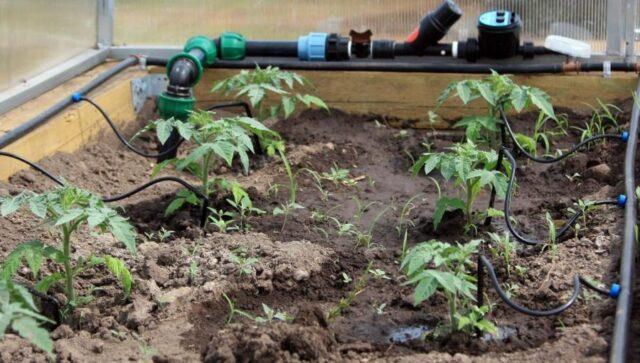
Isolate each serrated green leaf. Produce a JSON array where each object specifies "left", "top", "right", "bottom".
[
  {"left": 156, "top": 119, "right": 175, "bottom": 145},
  {"left": 104, "top": 255, "right": 133, "bottom": 298},
  {"left": 54, "top": 208, "right": 84, "bottom": 226},
  {"left": 12, "top": 317, "right": 53, "bottom": 355},
  {"left": 528, "top": 88, "right": 556, "bottom": 120},
  {"left": 413, "top": 276, "right": 438, "bottom": 305},
  {"left": 108, "top": 216, "right": 137, "bottom": 254}
]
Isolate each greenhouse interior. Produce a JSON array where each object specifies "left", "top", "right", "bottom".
[{"left": 1, "top": 0, "right": 640, "bottom": 362}]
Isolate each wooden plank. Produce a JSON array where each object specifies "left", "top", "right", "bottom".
[
  {"left": 0, "top": 64, "right": 141, "bottom": 181},
  {"left": 192, "top": 69, "right": 639, "bottom": 126}
]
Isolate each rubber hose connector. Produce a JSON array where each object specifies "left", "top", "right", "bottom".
[{"left": 298, "top": 33, "right": 328, "bottom": 61}]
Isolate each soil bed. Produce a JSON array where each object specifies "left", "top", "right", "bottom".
[{"left": 0, "top": 100, "right": 634, "bottom": 362}]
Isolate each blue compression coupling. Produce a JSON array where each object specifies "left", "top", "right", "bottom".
[
  {"left": 609, "top": 283, "right": 621, "bottom": 298},
  {"left": 617, "top": 194, "right": 627, "bottom": 207},
  {"left": 621, "top": 131, "right": 630, "bottom": 142},
  {"left": 71, "top": 92, "right": 82, "bottom": 103},
  {"left": 298, "top": 32, "right": 328, "bottom": 61}
]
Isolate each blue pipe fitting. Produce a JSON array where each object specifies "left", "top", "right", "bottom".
[
  {"left": 298, "top": 32, "right": 328, "bottom": 61},
  {"left": 621, "top": 131, "right": 630, "bottom": 142},
  {"left": 609, "top": 283, "right": 621, "bottom": 298},
  {"left": 617, "top": 194, "right": 627, "bottom": 207},
  {"left": 71, "top": 92, "right": 82, "bottom": 103}
]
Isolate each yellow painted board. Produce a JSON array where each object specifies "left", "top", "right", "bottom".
[
  {"left": 190, "top": 69, "right": 638, "bottom": 125},
  {"left": 0, "top": 63, "right": 141, "bottom": 181}
]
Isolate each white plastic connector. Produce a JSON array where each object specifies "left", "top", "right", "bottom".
[
  {"left": 452, "top": 41, "right": 459, "bottom": 58},
  {"left": 544, "top": 35, "right": 592, "bottom": 59}
]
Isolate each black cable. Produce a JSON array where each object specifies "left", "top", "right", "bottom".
[
  {"left": 501, "top": 147, "right": 618, "bottom": 245},
  {"left": 478, "top": 255, "right": 580, "bottom": 316},
  {"left": 499, "top": 108, "right": 621, "bottom": 164},
  {"left": 79, "top": 97, "right": 184, "bottom": 158}
]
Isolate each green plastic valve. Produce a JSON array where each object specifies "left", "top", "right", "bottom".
[{"left": 220, "top": 32, "right": 246, "bottom": 60}]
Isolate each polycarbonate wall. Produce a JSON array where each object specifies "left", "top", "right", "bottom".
[
  {"left": 0, "top": 0, "right": 97, "bottom": 92},
  {"left": 114, "top": 0, "right": 610, "bottom": 53}
]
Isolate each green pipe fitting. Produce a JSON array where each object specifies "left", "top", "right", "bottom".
[
  {"left": 165, "top": 52, "right": 204, "bottom": 85},
  {"left": 184, "top": 35, "right": 218, "bottom": 66},
  {"left": 157, "top": 93, "right": 195, "bottom": 120},
  {"left": 220, "top": 32, "right": 246, "bottom": 60}
]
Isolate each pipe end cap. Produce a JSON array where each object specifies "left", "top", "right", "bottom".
[
  {"left": 71, "top": 93, "right": 82, "bottom": 103},
  {"left": 617, "top": 194, "right": 627, "bottom": 207},
  {"left": 621, "top": 131, "right": 630, "bottom": 142},
  {"left": 609, "top": 283, "right": 621, "bottom": 298}
]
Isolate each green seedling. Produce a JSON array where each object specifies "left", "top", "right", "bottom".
[
  {"left": 437, "top": 71, "right": 556, "bottom": 146},
  {"left": 327, "top": 263, "right": 372, "bottom": 321},
  {"left": 208, "top": 208, "right": 238, "bottom": 233},
  {"left": 412, "top": 141, "right": 509, "bottom": 234},
  {"left": 401, "top": 239, "right": 495, "bottom": 336},
  {"left": 222, "top": 293, "right": 292, "bottom": 324},
  {"left": 226, "top": 183, "right": 265, "bottom": 232},
  {"left": 181, "top": 243, "right": 201, "bottom": 283},
  {"left": 273, "top": 202, "right": 305, "bottom": 232},
  {"left": 374, "top": 302, "right": 387, "bottom": 315},
  {"left": 0, "top": 185, "right": 136, "bottom": 308},
  {"left": 144, "top": 227, "right": 174, "bottom": 243},
  {"left": 487, "top": 232, "right": 517, "bottom": 278},
  {"left": 214, "top": 66, "right": 328, "bottom": 206},
  {"left": 322, "top": 164, "right": 359, "bottom": 187},
  {"left": 147, "top": 111, "right": 278, "bottom": 217},
  {"left": 0, "top": 280, "right": 54, "bottom": 357},
  {"left": 228, "top": 249, "right": 259, "bottom": 276},
  {"left": 567, "top": 199, "right": 597, "bottom": 230}
]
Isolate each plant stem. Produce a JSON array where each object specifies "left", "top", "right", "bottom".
[
  {"left": 62, "top": 225, "right": 75, "bottom": 304},
  {"left": 447, "top": 291, "right": 457, "bottom": 330},
  {"left": 278, "top": 148, "right": 296, "bottom": 204}
]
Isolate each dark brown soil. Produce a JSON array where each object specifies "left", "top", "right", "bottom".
[{"left": 0, "top": 99, "right": 634, "bottom": 362}]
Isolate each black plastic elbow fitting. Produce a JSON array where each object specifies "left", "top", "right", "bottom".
[{"left": 406, "top": 0, "right": 462, "bottom": 52}]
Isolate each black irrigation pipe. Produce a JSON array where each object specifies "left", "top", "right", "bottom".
[
  {"left": 0, "top": 56, "right": 168, "bottom": 150},
  {"left": 78, "top": 97, "right": 184, "bottom": 158},
  {"left": 501, "top": 146, "right": 620, "bottom": 246},
  {"left": 476, "top": 255, "right": 618, "bottom": 317},
  {"left": 78, "top": 97, "right": 255, "bottom": 160},
  {"left": 102, "top": 176, "right": 210, "bottom": 228},
  {"left": 206, "top": 100, "right": 253, "bottom": 117},
  {"left": 610, "top": 79, "right": 640, "bottom": 363},
  {"left": 211, "top": 59, "right": 640, "bottom": 75},
  {"left": 498, "top": 108, "right": 626, "bottom": 164},
  {"left": 0, "top": 151, "right": 209, "bottom": 227}
]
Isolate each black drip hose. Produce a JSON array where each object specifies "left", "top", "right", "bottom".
[
  {"left": 0, "top": 151, "right": 64, "bottom": 186},
  {"left": 501, "top": 147, "right": 618, "bottom": 245},
  {"left": 477, "top": 255, "right": 581, "bottom": 316},
  {"left": 0, "top": 57, "right": 140, "bottom": 149},
  {"left": 79, "top": 97, "right": 184, "bottom": 158},
  {"left": 102, "top": 176, "right": 209, "bottom": 228},
  {"left": 0, "top": 152, "right": 208, "bottom": 227},
  {"left": 207, "top": 101, "right": 253, "bottom": 117},
  {"left": 499, "top": 108, "right": 620, "bottom": 164},
  {"left": 610, "top": 79, "right": 640, "bottom": 363}
]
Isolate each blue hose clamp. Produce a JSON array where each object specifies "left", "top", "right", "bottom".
[
  {"left": 609, "top": 283, "right": 621, "bottom": 298},
  {"left": 71, "top": 92, "right": 82, "bottom": 103},
  {"left": 621, "top": 131, "right": 630, "bottom": 142},
  {"left": 617, "top": 194, "right": 627, "bottom": 207},
  {"left": 298, "top": 32, "right": 328, "bottom": 61}
]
